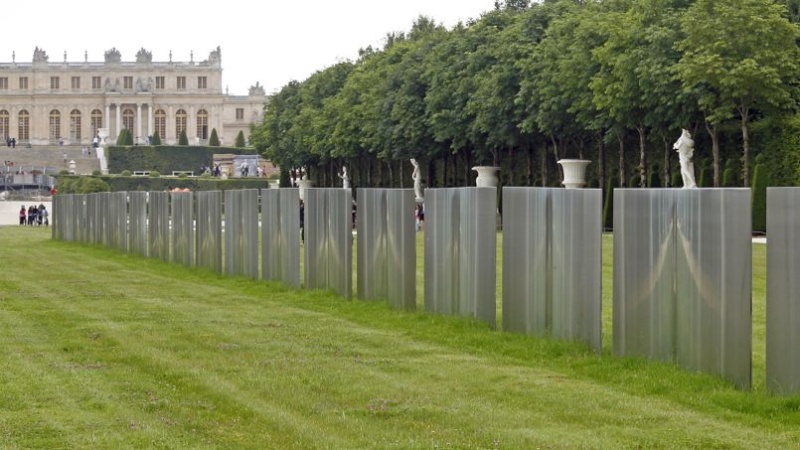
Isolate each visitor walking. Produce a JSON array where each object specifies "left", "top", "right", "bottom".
[{"left": 18, "top": 205, "right": 25, "bottom": 225}]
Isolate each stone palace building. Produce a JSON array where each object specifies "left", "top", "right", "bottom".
[{"left": 0, "top": 46, "right": 265, "bottom": 146}]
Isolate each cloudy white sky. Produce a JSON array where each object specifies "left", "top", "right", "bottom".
[{"left": 6, "top": 0, "right": 492, "bottom": 96}]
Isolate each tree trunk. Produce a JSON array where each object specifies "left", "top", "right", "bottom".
[
  {"left": 637, "top": 126, "right": 647, "bottom": 188},
  {"left": 597, "top": 133, "right": 606, "bottom": 193},
  {"left": 705, "top": 120, "right": 720, "bottom": 187},
  {"left": 526, "top": 143, "right": 533, "bottom": 186},
  {"left": 741, "top": 106, "right": 751, "bottom": 187},
  {"left": 442, "top": 153, "right": 449, "bottom": 188},
  {"left": 386, "top": 159, "right": 394, "bottom": 188},
  {"left": 540, "top": 145, "right": 547, "bottom": 187},
  {"left": 508, "top": 146, "right": 515, "bottom": 186}
]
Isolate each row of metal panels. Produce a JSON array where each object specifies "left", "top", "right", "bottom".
[{"left": 55, "top": 186, "right": 800, "bottom": 393}]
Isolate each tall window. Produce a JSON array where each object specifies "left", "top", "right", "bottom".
[
  {"left": 0, "top": 78, "right": 8, "bottom": 90},
  {"left": 175, "top": 109, "right": 187, "bottom": 139},
  {"left": 197, "top": 76, "right": 207, "bottom": 89},
  {"left": 49, "top": 110, "right": 61, "bottom": 142},
  {"left": 0, "top": 110, "right": 9, "bottom": 140},
  {"left": 122, "top": 108, "right": 135, "bottom": 132},
  {"left": 90, "top": 109, "right": 103, "bottom": 137},
  {"left": 156, "top": 76, "right": 165, "bottom": 90},
  {"left": 124, "top": 76, "right": 133, "bottom": 90},
  {"left": 18, "top": 77, "right": 28, "bottom": 90},
  {"left": 18, "top": 110, "right": 29, "bottom": 141},
  {"left": 71, "top": 76, "right": 80, "bottom": 89},
  {"left": 92, "top": 76, "right": 101, "bottom": 89},
  {"left": 70, "top": 109, "right": 82, "bottom": 141},
  {"left": 177, "top": 76, "right": 186, "bottom": 90},
  {"left": 236, "top": 108, "right": 244, "bottom": 120},
  {"left": 196, "top": 109, "right": 208, "bottom": 139},
  {"left": 50, "top": 77, "right": 60, "bottom": 90},
  {"left": 154, "top": 109, "right": 166, "bottom": 140}
]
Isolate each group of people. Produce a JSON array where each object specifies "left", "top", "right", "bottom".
[
  {"left": 19, "top": 204, "right": 49, "bottom": 226},
  {"left": 5, "top": 137, "right": 17, "bottom": 148}
]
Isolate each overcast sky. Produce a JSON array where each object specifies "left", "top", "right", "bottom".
[{"left": 6, "top": 0, "right": 492, "bottom": 96}]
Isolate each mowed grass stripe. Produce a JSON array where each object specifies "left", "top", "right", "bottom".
[{"left": 0, "top": 226, "right": 796, "bottom": 448}]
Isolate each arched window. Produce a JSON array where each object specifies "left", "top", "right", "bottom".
[
  {"left": 122, "top": 108, "right": 135, "bottom": 132},
  {"left": 0, "top": 110, "right": 9, "bottom": 141},
  {"left": 49, "top": 110, "right": 61, "bottom": 142},
  {"left": 70, "top": 109, "right": 82, "bottom": 141},
  {"left": 175, "top": 109, "right": 187, "bottom": 140},
  {"left": 154, "top": 109, "right": 166, "bottom": 140},
  {"left": 17, "top": 110, "right": 29, "bottom": 141},
  {"left": 196, "top": 109, "right": 208, "bottom": 140},
  {"left": 90, "top": 109, "right": 103, "bottom": 138}
]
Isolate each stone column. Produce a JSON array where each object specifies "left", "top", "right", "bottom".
[
  {"left": 136, "top": 103, "right": 142, "bottom": 142},
  {"left": 105, "top": 104, "right": 111, "bottom": 137},
  {"left": 148, "top": 104, "right": 153, "bottom": 139},
  {"left": 168, "top": 105, "right": 174, "bottom": 143},
  {"left": 115, "top": 104, "right": 121, "bottom": 141}
]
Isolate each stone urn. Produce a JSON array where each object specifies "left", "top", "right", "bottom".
[
  {"left": 297, "top": 179, "right": 314, "bottom": 201},
  {"left": 268, "top": 180, "right": 280, "bottom": 189},
  {"left": 472, "top": 166, "right": 501, "bottom": 187},
  {"left": 557, "top": 159, "right": 591, "bottom": 189}
]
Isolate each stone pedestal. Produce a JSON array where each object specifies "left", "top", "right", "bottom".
[
  {"left": 298, "top": 179, "right": 314, "bottom": 201},
  {"left": 557, "top": 159, "right": 591, "bottom": 188},
  {"left": 472, "top": 166, "right": 500, "bottom": 187}
]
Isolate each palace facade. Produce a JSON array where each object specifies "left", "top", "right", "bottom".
[{"left": 0, "top": 47, "right": 265, "bottom": 146}]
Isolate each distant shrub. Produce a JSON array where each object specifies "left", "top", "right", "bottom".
[
  {"left": 235, "top": 130, "right": 246, "bottom": 148},
  {"left": 178, "top": 130, "right": 189, "bottom": 146},
  {"left": 150, "top": 131, "right": 162, "bottom": 146},
  {"left": 120, "top": 170, "right": 132, "bottom": 177},
  {"left": 209, "top": 129, "right": 220, "bottom": 147},
  {"left": 92, "top": 170, "right": 102, "bottom": 176},
  {"left": 149, "top": 171, "right": 161, "bottom": 178}
]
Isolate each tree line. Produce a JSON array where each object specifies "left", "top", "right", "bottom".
[{"left": 251, "top": 0, "right": 800, "bottom": 192}]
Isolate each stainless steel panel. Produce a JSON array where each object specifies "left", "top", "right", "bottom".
[
  {"left": 614, "top": 188, "right": 751, "bottom": 389},
  {"left": 304, "top": 188, "right": 352, "bottom": 298},
  {"left": 502, "top": 188, "right": 602, "bottom": 351},
  {"left": 107, "top": 192, "right": 127, "bottom": 252},
  {"left": 261, "top": 188, "right": 300, "bottom": 287},
  {"left": 356, "top": 189, "right": 416, "bottom": 310},
  {"left": 148, "top": 191, "right": 170, "bottom": 262},
  {"left": 766, "top": 188, "right": 800, "bottom": 394},
  {"left": 128, "top": 192, "right": 148, "bottom": 257},
  {"left": 86, "top": 193, "right": 99, "bottom": 245},
  {"left": 425, "top": 188, "right": 496, "bottom": 327},
  {"left": 385, "top": 189, "right": 416, "bottom": 310},
  {"left": 196, "top": 191, "right": 222, "bottom": 274},
  {"left": 171, "top": 192, "right": 195, "bottom": 267},
  {"left": 51, "top": 194, "right": 62, "bottom": 240},
  {"left": 224, "top": 189, "right": 260, "bottom": 279}
]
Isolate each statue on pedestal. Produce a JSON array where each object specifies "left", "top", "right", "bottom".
[
  {"left": 339, "top": 166, "right": 350, "bottom": 189},
  {"left": 411, "top": 159, "right": 423, "bottom": 202},
  {"left": 673, "top": 129, "right": 697, "bottom": 188}
]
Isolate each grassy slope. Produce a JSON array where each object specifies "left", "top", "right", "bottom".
[{"left": 0, "top": 227, "right": 796, "bottom": 449}]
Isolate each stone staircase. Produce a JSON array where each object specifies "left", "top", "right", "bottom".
[{"left": 0, "top": 145, "right": 101, "bottom": 175}]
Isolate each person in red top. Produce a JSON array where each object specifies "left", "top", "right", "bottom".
[{"left": 19, "top": 205, "right": 26, "bottom": 225}]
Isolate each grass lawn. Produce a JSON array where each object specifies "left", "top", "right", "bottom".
[{"left": 0, "top": 226, "right": 795, "bottom": 448}]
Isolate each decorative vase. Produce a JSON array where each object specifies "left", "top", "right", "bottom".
[
  {"left": 297, "top": 179, "right": 314, "bottom": 201},
  {"left": 268, "top": 180, "right": 280, "bottom": 189},
  {"left": 557, "top": 159, "right": 591, "bottom": 189},
  {"left": 472, "top": 166, "right": 501, "bottom": 187}
]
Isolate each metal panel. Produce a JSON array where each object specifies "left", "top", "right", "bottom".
[
  {"left": 766, "top": 188, "right": 800, "bottom": 394},
  {"left": 502, "top": 188, "right": 602, "bottom": 351},
  {"left": 196, "top": 191, "right": 222, "bottom": 274},
  {"left": 613, "top": 188, "right": 751, "bottom": 389},
  {"left": 78, "top": 194, "right": 89, "bottom": 244},
  {"left": 128, "top": 192, "right": 148, "bottom": 257},
  {"left": 107, "top": 192, "right": 128, "bottom": 252},
  {"left": 51, "top": 194, "right": 62, "bottom": 240},
  {"left": 425, "top": 188, "right": 496, "bottom": 327},
  {"left": 261, "top": 188, "right": 300, "bottom": 287},
  {"left": 86, "top": 193, "right": 99, "bottom": 245},
  {"left": 171, "top": 192, "right": 195, "bottom": 267},
  {"left": 356, "top": 189, "right": 416, "bottom": 310},
  {"left": 224, "top": 189, "right": 259, "bottom": 278},
  {"left": 304, "top": 188, "right": 352, "bottom": 298},
  {"left": 148, "top": 191, "right": 170, "bottom": 262}
]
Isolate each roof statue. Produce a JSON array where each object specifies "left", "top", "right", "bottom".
[
  {"left": 208, "top": 46, "right": 221, "bottom": 65},
  {"left": 104, "top": 48, "right": 121, "bottom": 63},
  {"left": 32, "top": 47, "right": 48, "bottom": 63},
  {"left": 249, "top": 82, "right": 265, "bottom": 97},
  {"left": 135, "top": 48, "right": 152, "bottom": 63}
]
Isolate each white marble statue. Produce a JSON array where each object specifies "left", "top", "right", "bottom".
[
  {"left": 410, "top": 159, "right": 423, "bottom": 201},
  {"left": 673, "top": 129, "right": 697, "bottom": 188},
  {"left": 339, "top": 166, "right": 350, "bottom": 189}
]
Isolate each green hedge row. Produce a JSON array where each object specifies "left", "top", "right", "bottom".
[
  {"left": 107, "top": 145, "right": 258, "bottom": 174},
  {"left": 56, "top": 175, "right": 269, "bottom": 193}
]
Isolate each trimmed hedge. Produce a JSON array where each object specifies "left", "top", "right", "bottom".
[
  {"left": 56, "top": 175, "right": 269, "bottom": 193},
  {"left": 107, "top": 145, "right": 257, "bottom": 174}
]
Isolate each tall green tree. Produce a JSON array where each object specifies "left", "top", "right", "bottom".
[
  {"left": 208, "top": 128, "right": 220, "bottom": 146},
  {"left": 178, "top": 130, "right": 189, "bottom": 146},
  {"left": 234, "top": 130, "right": 246, "bottom": 148},
  {"left": 678, "top": 0, "right": 800, "bottom": 186}
]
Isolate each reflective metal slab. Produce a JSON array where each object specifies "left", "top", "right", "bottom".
[
  {"left": 171, "top": 192, "right": 195, "bottom": 267},
  {"left": 224, "top": 189, "right": 259, "bottom": 278},
  {"left": 128, "top": 192, "right": 149, "bottom": 257},
  {"left": 196, "top": 191, "right": 223, "bottom": 274},
  {"left": 148, "top": 191, "right": 170, "bottom": 262},
  {"left": 305, "top": 188, "right": 352, "bottom": 298},
  {"left": 261, "top": 188, "right": 301, "bottom": 287}
]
